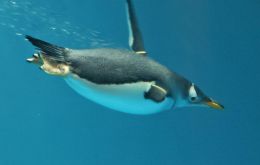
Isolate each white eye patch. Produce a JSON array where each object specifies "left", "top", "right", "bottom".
[{"left": 189, "top": 83, "right": 197, "bottom": 98}]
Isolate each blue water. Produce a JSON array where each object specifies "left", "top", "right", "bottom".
[{"left": 0, "top": 0, "right": 259, "bottom": 164}]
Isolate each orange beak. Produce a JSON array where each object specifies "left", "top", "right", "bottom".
[{"left": 205, "top": 100, "right": 224, "bottom": 110}]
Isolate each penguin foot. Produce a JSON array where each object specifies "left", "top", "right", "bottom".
[{"left": 27, "top": 52, "right": 70, "bottom": 76}]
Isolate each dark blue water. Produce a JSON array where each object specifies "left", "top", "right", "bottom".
[{"left": 0, "top": 0, "right": 259, "bottom": 164}]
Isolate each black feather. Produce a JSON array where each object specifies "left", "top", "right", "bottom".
[{"left": 25, "top": 35, "right": 68, "bottom": 62}]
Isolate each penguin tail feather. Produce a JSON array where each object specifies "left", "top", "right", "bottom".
[{"left": 25, "top": 35, "right": 68, "bottom": 62}]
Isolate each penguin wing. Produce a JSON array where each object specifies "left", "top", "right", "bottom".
[
  {"left": 126, "top": 0, "right": 147, "bottom": 56},
  {"left": 144, "top": 84, "right": 167, "bottom": 102}
]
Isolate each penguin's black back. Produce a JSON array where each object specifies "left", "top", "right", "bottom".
[{"left": 68, "top": 48, "right": 173, "bottom": 87}]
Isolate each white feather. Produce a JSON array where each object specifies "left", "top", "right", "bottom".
[
  {"left": 64, "top": 74, "right": 174, "bottom": 115},
  {"left": 189, "top": 83, "right": 197, "bottom": 98},
  {"left": 126, "top": 3, "right": 134, "bottom": 49}
]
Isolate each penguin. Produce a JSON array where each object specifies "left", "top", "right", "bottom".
[{"left": 25, "top": 0, "right": 223, "bottom": 115}]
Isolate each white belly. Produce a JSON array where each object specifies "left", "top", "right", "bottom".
[{"left": 64, "top": 74, "right": 174, "bottom": 115}]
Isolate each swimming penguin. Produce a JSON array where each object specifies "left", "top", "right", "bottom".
[{"left": 25, "top": 0, "right": 223, "bottom": 115}]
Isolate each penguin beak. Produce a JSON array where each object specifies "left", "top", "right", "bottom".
[{"left": 205, "top": 99, "right": 224, "bottom": 110}]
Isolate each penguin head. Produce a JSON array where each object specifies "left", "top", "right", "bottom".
[{"left": 181, "top": 83, "right": 224, "bottom": 110}]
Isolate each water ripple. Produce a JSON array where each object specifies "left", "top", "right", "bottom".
[{"left": 0, "top": 0, "right": 113, "bottom": 48}]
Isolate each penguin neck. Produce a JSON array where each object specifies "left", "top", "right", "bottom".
[{"left": 169, "top": 72, "right": 191, "bottom": 108}]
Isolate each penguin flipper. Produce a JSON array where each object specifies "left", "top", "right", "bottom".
[
  {"left": 144, "top": 84, "right": 167, "bottom": 102},
  {"left": 25, "top": 35, "right": 69, "bottom": 62},
  {"left": 126, "top": 0, "right": 147, "bottom": 56}
]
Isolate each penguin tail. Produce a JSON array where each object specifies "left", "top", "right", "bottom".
[{"left": 25, "top": 35, "right": 69, "bottom": 62}]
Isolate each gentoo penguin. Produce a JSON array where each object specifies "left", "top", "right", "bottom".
[{"left": 25, "top": 0, "right": 223, "bottom": 115}]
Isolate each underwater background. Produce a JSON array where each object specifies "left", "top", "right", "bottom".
[{"left": 0, "top": 0, "right": 259, "bottom": 164}]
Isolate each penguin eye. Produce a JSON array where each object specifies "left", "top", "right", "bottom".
[
  {"left": 189, "top": 83, "right": 198, "bottom": 102},
  {"left": 190, "top": 96, "right": 196, "bottom": 102}
]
